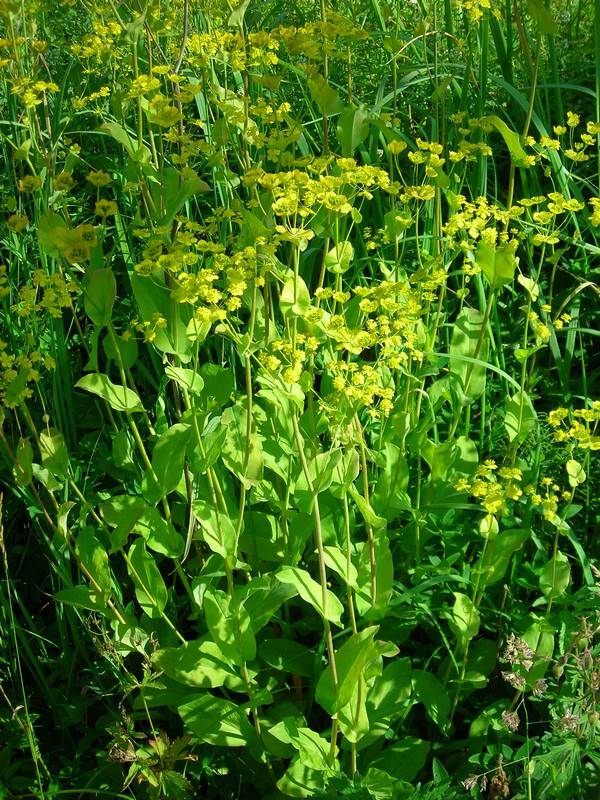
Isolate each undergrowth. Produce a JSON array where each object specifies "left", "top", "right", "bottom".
[{"left": 0, "top": 0, "right": 599, "bottom": 798}]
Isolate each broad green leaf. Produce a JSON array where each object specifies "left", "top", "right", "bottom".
[
  {"left": 75, "top": 373, "right": 143, "bottom": 413},
  {"left": 101, "top": 495, "right": 180, "bottom": 554},
  {"left": 448, "top": 592, "right": 480, "bottom": 650},
  {"left": 76, "top": 526, "right": 112, "bottom": 599},
  {"left": 307, "top": 74, "right": 344, "bottom": 116},
  {"left": 481, "top": 115, "right": 532, "bottom": 167},
  {"left": 227, "top": 0, "right": 251, "bottom": 28},
  {"left": 237, "top": 575, "right": 297, "bottom": 633},
  {"left": 355, "top": 531, "right": 394, "bottom": 619},
  {"left": 280, "top": 274, "right": 311, "bottom": 318},
  {"left": 527, "top": 0, "right": 558, "bottom": 35},
  {"left": 103, "top": 331, "right": 138, "bottom": 370},
  {"left": 192, "top": 499, "right": 237, "bottom": 558},
  {"left": 83, "top": 269, "right": 116, "bottom": 327},
  {"left": 129, "top": 271, "right": 190, "bottom": 360},
  {"left": 277, "top": 756, "right": 332, "bottom": 797},
  {"left": 476, "top": 237, "right": 519, "bottom": 291},
  {"left": 221, "top": 401, "right": 264, "bottom": 487},
  {"left": 452, "top": 436, "right": 479, "bottom": 477},
  {"left": 412, "top": 670, "right": 450, "bottom": 730},
  {"left": 54, "top": 586, "right": 106, "bottom": 612},
  {"left": 165, "top": 366, "right": 205, "bottom": 396},
  {"left": 316, "top": 626, "right": 379, "bottom": 715},
  {"left": 199, "top": 364, "right": 234, "bottom": 408},
  {"left": 100, "top": 120, "right": 143, "bottom": 157},
  {"left": 142, "top": 423, "right": 191, "bottom": 504},
  {"left": 39, "top": 428, "right": 69, "bottom": 477},
  {"left": 203, "top": 587, "right": 256, "bottom": 665},
  {"left": 371, "top": 442, "right": 410, "bottom": 521},
  {"left": 337, "top": 673, "right": 370, "bottom": 743},
  {"left": 276, "top": 566, "right": 344, "bottom": 626},
  {"left": 37, "top": 210, "right": 71, "bottom": 257},
  {"left": 152, "top": 639, "right": 246, "bottom": 690},
  {"left": 475, "top": 528, "right": 530, "bottom": 588},
  {"left": 349, "top": 483, "right": 387, "bottom": 531},
  {"left": 337, "top": 104, "right": 370, "bottom": 157},
  {"left": 15, "top": 438, "right": 33, "bottom": 486},
  {"left": 504, "top": 390, "right": 537, "bottom": 444},
  {"left": 566, "top": 459, "right": 585, "bottom": 488},
  {"left": 367, "top": 658, "right": 413, "bottom": 739},
  {"left": 448, "top": 307, "right": 488, "bottom": 405},
  {"left": 325, "top": 241, "right": 354, "bottom": 274},
  {"left": 269, "top": 719, "right": 333, "bottom": 771},
  {"left": 540, "top": 550, "right": 571, "bottom": 600},
  {"left": 322, "top": 546, "right": 358, "bottom": 588},
  {"left": 126, "top": 538, "right": 168, "bottom": 619},
  {"left": 151, "top": 167, "right": 210, "bottom": 228},
  {"left": 258, "top": 639, "right": 314, "bottom": 677},
  {"left": 370, "top": 738, "right": 429, "bottom": 782},
  {"left": 178, "top": 694, "right": 253, "bottom": 747}
]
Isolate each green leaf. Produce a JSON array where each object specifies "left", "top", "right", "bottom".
[
  {"left": 83, "top": 269, "right": 116, "bottom": 327},
  {"left": 39, "top": 428, "right": 69, "bottom": 477},
  {"left": 221, "top": 401, "right": 264, "bottom": 487},
  {"left": 276, "top": 566, "right": 344, "bottom": 626},
  {"left": 269, "top": 719, "right": 333, "bottom": 771},
  {"left": 355, "top": 531, "right": 394, "bottom": 620},
  {"left": 527, "top": 0, "right": 558, "bottom": 35},
  {"left": 203, "top": 587, "right": 256, "bottom": 665},
  {"left": 448, "top": 592, "right": 480, "bottom": 650},
  {"left": 336, "top": 104, "right": 370, "bottom": 156},
  {"left": 37, "top": 210, "right": 70, "bottom": 258},
  {"left": 199, "top": 364, "right": 234, "bottom": 408},
  {"left": 76, "top": 526, "right": 112, "bottom": 599},
  {"left": 371, "top": 442, "right": 410, "bottom": 521},
  {"left": 164, "top": 366, "right": 205, "bottom": 395},
  {"left": 237, "top": 575, "right": 297, "bottom": 633},
  {"left": 129, "top": 270, "right": 190, "bottom": 360},
  {"left": 192, "top": 499, "right": 237, "bottom": 558},
  {"left": 481, "top": 115, "right": 532, "bottom": 167},
  {"left": 103, "top": 331, "right": 138, "bottom": 370},
  {"left": 448, "top": 307, "right": 488, "bottom": 405},
  {"left": 280, "top": 274, "right": 311, "bottom": 318},
  {"left": 142, "top": 423, "right": 191, "bottom": 504},
  {"left": 566, "top": 459, "right": 586, "bottom": 488},
  {"left": 370, "top": 738, "right": 429, "bottom": 782},
  {"left": 127, "top": 538, "right": 168, "bottom": 619},
  {"left": 322, "top": 546, "right": 358, "bottom": 588},
  {"left": 504, "top": 390, "right": 537, "bottom": 444},
  {"left": 540, "top": 550, "right": 571, "bottom": 600},
  {"left": 307, "top": 74, "right": 344, "bottom": 116},
  {"left": 54, "top": 586, "right": 106, "bottom": 613},
  {"left": 151, "top": 167, "right": 210, "bottom": 228},
  {"left": 227, "top": 0, "right": 251, "bottom": 27},
  {"left": 325, "top": 241, "right": 354, "bottom": 275},
  {"left": 15, "top": 438, "right": 33, "bottom": 486},
  {"left": 475, "top": 528, "right": 530, "bottom": 588},
  {"left": 153, "top": 639, "right": 247, "bottom": 690},
  {"left": 75, "top": 373, "right": 143, "bottom": 413},
  {"left": 316, "top": 626, "right": 379, "bottom": 715},
  {"left": 412, "top": 670, "right": 450, "bottom": 730},
  {"left": 178, "top": 694, "right": 253, "bottom": 747},
  {"left": 101, "top": 495, "right": 145, "bottom": 551},
  {"left": 476, "top": 237, "right": 519, "bottom": 291}
]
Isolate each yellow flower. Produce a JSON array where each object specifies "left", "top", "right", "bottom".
[
  {"left": 18, "top": 175, "right": 42, "bottom": 193},
  {"left": 94, "top": 199, "right": 118, "bottom": 218},
  {"left": 7, "top": 213, "right": 29, "bottom": 232},
  {"left": 86, "top": 170, "right": 112, "bottom": 187}
]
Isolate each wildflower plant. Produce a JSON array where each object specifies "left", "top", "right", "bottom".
[{"left": 0, "top": 0, "right": 599, "bottom": 797}]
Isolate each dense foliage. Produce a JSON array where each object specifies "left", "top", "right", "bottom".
[{"left": 0, "top": 0, "right": 599, "bottom": 797}]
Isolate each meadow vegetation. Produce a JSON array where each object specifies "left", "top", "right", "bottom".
[{"left": 0, "top": 0, "right": 599, "bottom": 797}]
